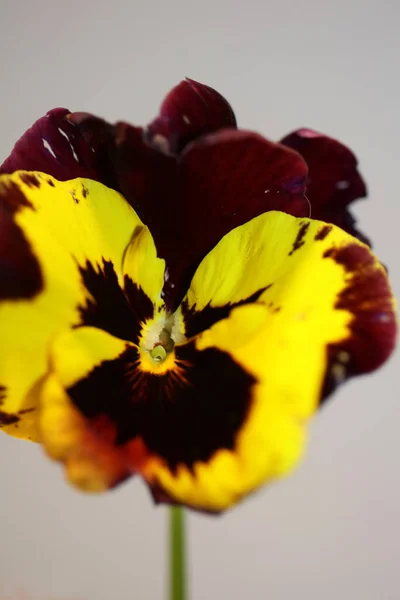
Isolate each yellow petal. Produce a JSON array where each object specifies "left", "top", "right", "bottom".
[
  {"left": 0, "top": 172, "right": 143, "bottom": 440},
  {"left": 122, "top": 224, "right": 165, "bottom": 310},
  {"left": 141, "top": 212, "right": 396, "bottom": 511}
]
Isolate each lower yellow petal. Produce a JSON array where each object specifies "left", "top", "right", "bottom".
[{"left": 37, "top": 327, "right": 131, "bottom": 491}]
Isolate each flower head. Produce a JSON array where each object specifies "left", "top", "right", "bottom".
[{"left": 0, "top": 80, "right": 396, "bottom": 512}]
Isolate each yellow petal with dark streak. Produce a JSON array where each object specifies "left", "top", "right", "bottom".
[
  {"left": 0, "top": 172, "right": 143, "bottom": 440},
  {"left": 142, "top": 212, "right": 396, "bottom": 511}
]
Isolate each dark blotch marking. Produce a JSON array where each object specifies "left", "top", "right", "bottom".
[
  {"left": 77, "top": 259, "right": 154, "bottom": 345},
  {"left": 18, "top": 407, "right": 35, "bottom": 415},
  {"left": 182, "top": 286, "right": 271, "bottom": 338},
  {"left": 81, "top": 185, "right": 89, "bottom": 198},
  {"left": 0, "top": 178, "right": 43, "bottom": 299},
  {"left": 124, "top": 274, "right": 155, "bottom": 329},
  {"left": 266, "top": 301, "right": 281, "bottom": 313},
  {"left": 68, "top": 343, "right": 255, "bottom": 472},
  {"left": 320, "top": 243, "right": 396, "bottom": 403},
  {"left": 0, "top": 203, "right": 43, "bottom": 299},
  {"left": 0, "top": 180, "right": 34, "bottom": 212},
  {"left": 315, "top": 225, "right": 333, "bottom": 241},
  {"left": 19, "top": 173, "right": 40, "bottom": 188},
  {"left": 323, "top": 247, "right": 335, "bottom": 259},
  {"left": 0, "top": 410, "right": 19, "bottom": 426},
  {"left": 47, "top": 179, "right": 55, "bottom": 187},
  {"left": 289, "top": 221, "right": 310, "bottom": 255}
]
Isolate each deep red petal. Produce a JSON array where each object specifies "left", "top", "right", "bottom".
[
  {"left": 0, "top": 109, "right": 179, "bottom": 248},
  {"left": 281, "top": 128, "right": 369, "bottom": 243},
  {"left": 104, "top": 121, "right": 178, "bottom": 233},
  {"left": 0, "top": 109, "right": 116, "bottom": 185},
  {"left": 100, "top": 127, "right": 309, "bottom": 308},
  {"left": 145, "top": 78, "right": 237, "bottom": 156},
  {"left": 158, "top": 130, "right": 309, "bottom": 306}
]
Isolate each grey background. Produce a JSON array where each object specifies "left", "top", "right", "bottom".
[{"left": 0, "top": 1, "right": 399, "bottom": 599}]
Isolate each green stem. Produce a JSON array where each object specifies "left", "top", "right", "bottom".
[{"left": 169, "top": 506, "right": 187, "bottom": 600}]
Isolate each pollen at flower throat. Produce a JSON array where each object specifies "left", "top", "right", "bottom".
[
  {"left": 150, "top": 328, "right": 175, "bottom": 363},
  {"left": 144, "top": 311, "right": 184, "bottom": 366}
]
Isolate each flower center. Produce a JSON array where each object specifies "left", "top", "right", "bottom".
[
  {"left": 149, "top": 326, "right": 175, "bottom": 364},
  {"left": 140, "top": 310, "right": 185, "bottom": 367},
  {"left": 150, "top": 344, "right": 167, "bottom": 362}
]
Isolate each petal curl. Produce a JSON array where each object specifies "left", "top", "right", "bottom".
[
  {"left": 281, "top": 128, "right": 369, "bottom": 243},
  {"left": 145, "top": 78, "right": 237, "bottom": 155},
  {"left": 0, "top": 172, "right": 143, "bottom": 439}
]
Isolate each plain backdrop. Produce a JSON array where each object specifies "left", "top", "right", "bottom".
[{"left": 0, "top": 1, "right": 399, "bottom": 599}]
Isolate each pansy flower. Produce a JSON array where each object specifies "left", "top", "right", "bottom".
[{"left": 0, "top": 79, "right": 396, "bottom": 513}]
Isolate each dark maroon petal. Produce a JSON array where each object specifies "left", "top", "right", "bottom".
[
  {"left": 0, "top": 108, "right": 116, "bottom": 186},
  {"left": 281, "top": 128, "right": 369, "bottom": 243},
  {"left": 105, "top": 121, "right": 178, "bottom": 233},
  {"left": 145, "top": 78, "right": 237, "bottom": 156},
  {"left": 101, "top": 127, "right": 308, "bottom": 308},
  {"left": 154, "top": 130, "right": 308, "bottom": 307},
  {"left": 164, "top": 130, "right": 308, "bottom": 304}
]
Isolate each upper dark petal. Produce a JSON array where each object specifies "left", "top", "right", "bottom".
[
  {"left": 66, "top": 111, "right": 118, "bottom": 185},
  {"left": 100, "top": 127, "right": 308, "bottom": 309},
  {"left": 145, "top": 78, "right": 237, "bottom": 156},
  {"left": 0, "top": 109, "right": 177, "bottom": 241},
  {"left": 159, "top": 129, "right": 309, "bottom": 307},
  {"left": 280, "top": 128, "right": 369, "bottom": 243},
  {"left": 1, "top": 106, "right": 308, "bottom": 310},
  {"left": 103, "top": 121, "right": 179, "bottom": 234},
  {"left": 0, "top": 108, "right": 117, "bottom": 187}
]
